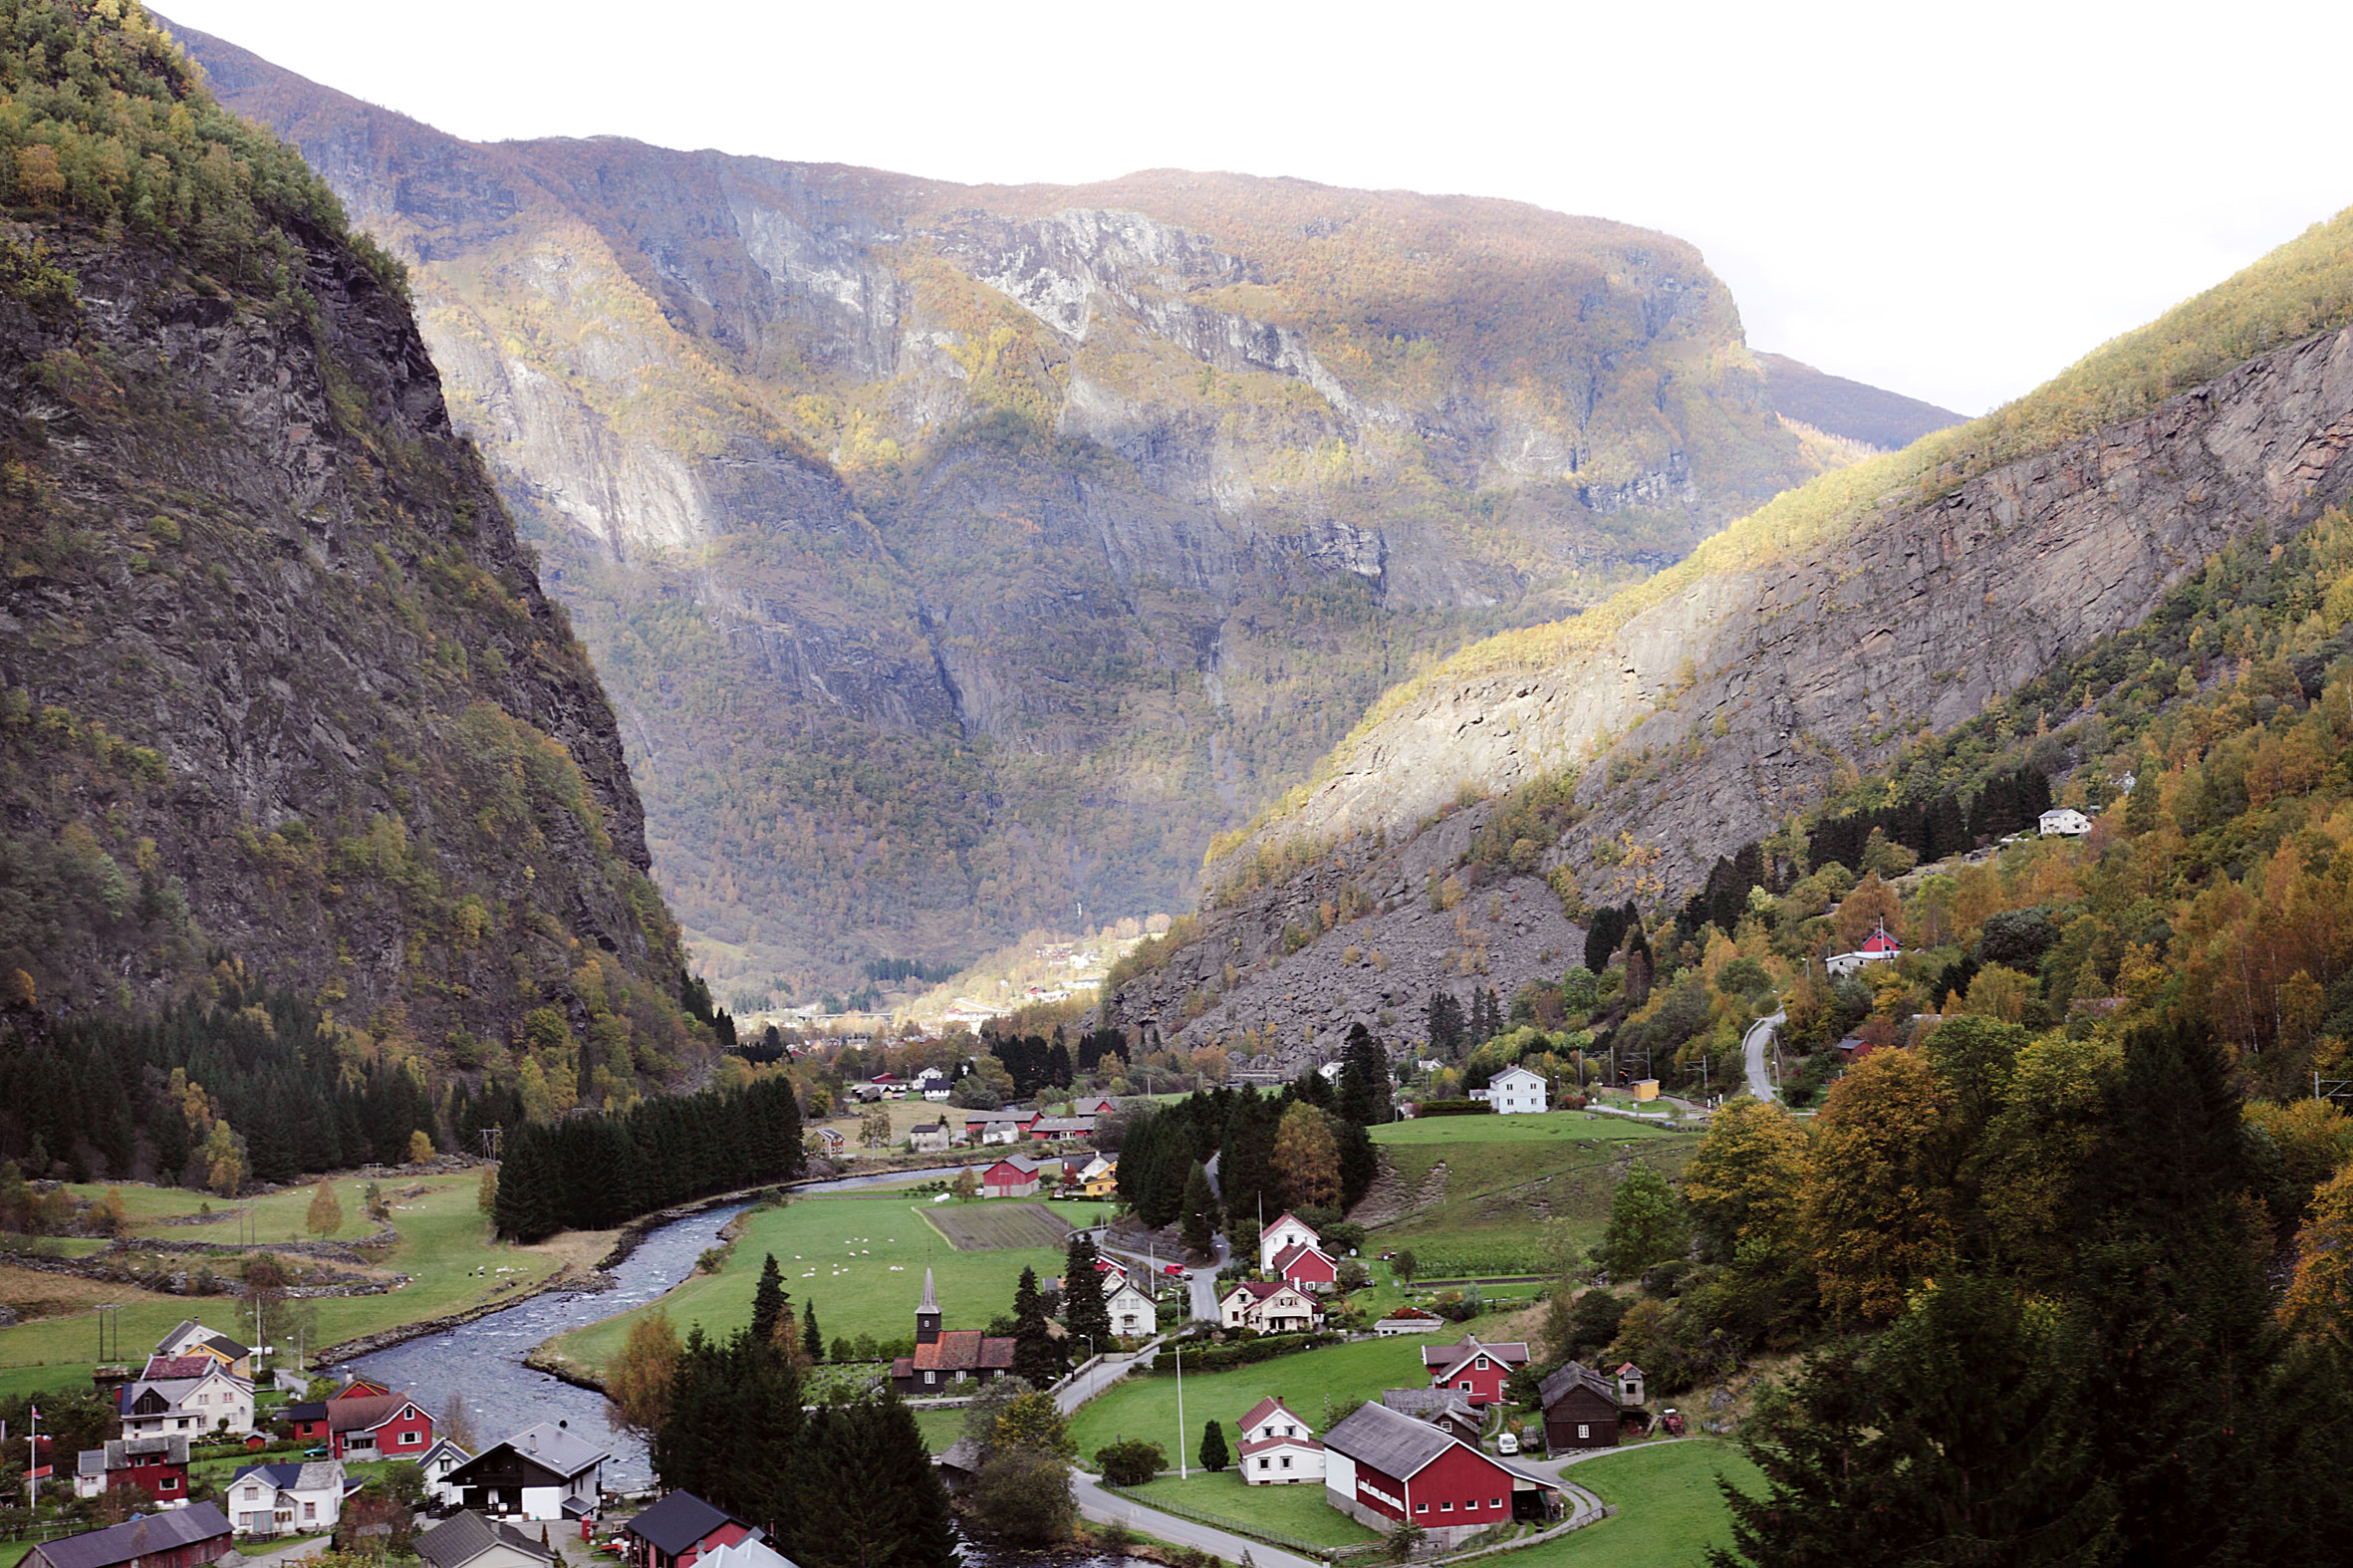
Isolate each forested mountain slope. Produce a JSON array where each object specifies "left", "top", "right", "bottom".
[
  {"left": 174, "top": 21, "right": 1923, "bottom": 999},
  {"left": 1108, "top": 208, "right": 2353, "bottom": 1053},
  {"left": 0, "top": 3, "right": 700, "bottom": 1084},
  {"left": 1753, "top": 351, "right": 1964, "bottom": 449}
]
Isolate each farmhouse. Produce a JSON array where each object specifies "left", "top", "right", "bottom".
[
  {"left": 151, "top": 1324, "right": 251, "bottom": 1382},
  {"left": 2039, "top": 807, "right": 2092, "bottom": 837},
  {"left": 811, "top": 1128, "right": 845, "bottom": 1156},
  {"left": 226, "top": 1459, "right": 347, "bottom": 1538},
  {"left": 1321, "top": 1401, "right": 1560, "bottom": 1548},
  {"left": 1473, "top": 1066, "right": 1547, "bottom": 1115},
  {"left": 1824, "top": 922, "right": 1903, "bottom": 977},
  {"left": 1537, "top": 1363, "right": 1621, "bottom": 1452},
  {"left": 1219, "top": 1279, "right": 1322, "bottom": 1334},
  {"left": 963, "top": 1110, "right": 1036, "bottom": 1145},
  {"left": 415, "top": 1437, "right": 475, "bottom": 1509},
  {"left": 1374, "top": 1305, "right": 1442, "bottom": 1336},
  {"left": 891, "top": 1270, "right": 1016, "bottom": 1393},
  {"left": 1423, "top": 1336, "right": 1529, "bottom": 1407},
  {"left": 1271, "top": 1238, "right": 1340, "bottom": 1292},
  {"left": 908, "top": 1121, "right": 953, "bottom": 1155},
  {"left": 1106, "top": 1277, "right": 1158, "bottom": 1338},
  {"left": 440, "top": 1424, "right": 610, "bottom": 1520},
  {"left": 1378, "top": 1389, "right": 1483, "bottom": 1444},
  {"left": 414, "top": 1512, "right": 559, "bottom": 1568},
  {"left": 1026, "top": 1116, "right": 1097, "bottom": 1142},
  {"left": 120, "top": 1358, "right": 254, "bottom": 1438},
  {"left": 316, "top": 1392, "right": 435, "bottom": 1460},
  {"left": 28, "top": 1502, "right": 232, "bottom": 1568},
  {"left": 915, "top": 1069, "right": 952, "bottom": 1101},
  {"left": 74, "top": 1437, "right": 190, "bottom": 1505},
  {"left": 1259, "top": 1211, "right": 1322, "bottom": 1273},
  {"left": 1235, "top": 1397, "right": 1324, "bottom": 1485},
  {"left": 622, "top": 1490, "right": 756, "bottom": 1568},
  {"left": 980, "top": 1156, "right": 1043, "bottom": 1197}
]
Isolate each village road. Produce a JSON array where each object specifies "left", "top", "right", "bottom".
[
  {"left": 1742, "top": 1011, "right": 1785, "bottom": 1102},
  {"left": 1071, "top": 1472, "right": 1322, "bottom": 1568}
]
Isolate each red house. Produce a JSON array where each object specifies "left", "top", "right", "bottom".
[
  {"left": 1272, "top": 1240, "right": 1340, "bottom": 1293},
  {"left": 1422, "top": 1336, "right": 1529, "bottom": 1407},
  {"left": 286, "top": 1392, "right": 433, "bottom": 1460},
  {"left": 980, "top": 1156, "right": 1042, "bottom": 1198},
  {"left": 1322, "top": 1402, "right": 1558, "bottom": 1547},
  {"left": 622, "top": 1490, "right": 755, "bottom": 1568},
  {"left": 102, "top": 1437, "right": 190, "bottom": 1503}
]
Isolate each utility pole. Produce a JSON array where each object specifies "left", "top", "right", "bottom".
[
  {"left": 1175, "top": 1340, "right": 1186, "bottom": 1479},
  {"left": 25, "top": 1402, "right": 36, "bottom": 1507}
]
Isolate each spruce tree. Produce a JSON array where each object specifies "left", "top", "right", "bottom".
[
  {"left": 792, "top": 1396, "right": 958, "bottom": 1568},
  {"left": 1199, "top": 1419, "right": 1230, "bottom": 1473},
  {"left": 751, "top": 1253, "right": 788, "bottom": 1346},
  {"left": 1010, "top": 1266, "right": 1062, "bottom": 1386},
  {"left": 1337, "top": 1024, "right": 1391, "bottom": 1127},
  {"left": 802, "top": 1298, "right": 824, "bottom": 1364},
  {"left": 1180, "top": 1161, "right": 1218, "bottom": 1255},
  {"left": 1061, "top": 1232, "right": 1112, "bottom": 1352}
]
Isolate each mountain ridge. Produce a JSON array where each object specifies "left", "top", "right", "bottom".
[{"left": 174, "top": 20, "right": 1952, "bottom": 1001}]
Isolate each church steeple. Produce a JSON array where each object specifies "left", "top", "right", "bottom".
[{"left": 915, "top": 1267, "right": 941, "bottom": 1345}]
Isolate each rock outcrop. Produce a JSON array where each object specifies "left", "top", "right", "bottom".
[{"left": 178, "top": 22, "right": 1906, "bottom": 996}]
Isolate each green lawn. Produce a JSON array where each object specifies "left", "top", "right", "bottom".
[
  {"left": 1516, "top": 1441, "right": 1761, "bottom": 1568},
  {"left": 1067, "top": 1321, "right": 1515, "bottom": 1460},
  {"left": 914, "top": 1407, "right": 968, "bottom": 1454},
  {"left": 1118, "top": 1470, "right": 1379, "bottom": 1547},
  {"left": 1369, "top": 1123, "right": 1700, "bottom": 1276},
  {"left": 544, "top": 1194, "right": 1120, "bottom": 1378},
  {"left": 0, "top": 1175, "right": 594, "bottom": 1386},
  {"left": 1371, "top": 1114, "right": 1680, "bottom": 1147}
]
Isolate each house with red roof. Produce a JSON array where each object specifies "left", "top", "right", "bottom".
[
  {"left": 1235, "top": 1397, "right": 1323, "bottom": 1485},
  {"left": 1825, "top": 922, "right": 1903, "bottom": 977},
  {"left": 890, "top": 1270, "right": 1016, "bottom": 1394},
  {"left": 1219, "top": 1279, "right": 1322, "bottom": 1334},
  {"left": 1321, "top": 1401, "right": 1560, "bottom": 1547},
  {"left": 1422, "top": 1336, "right": 1529, "bottom": 1408},
  {"left": 1271, "top": 1239, "right": 1340, "bottom": 1293}
]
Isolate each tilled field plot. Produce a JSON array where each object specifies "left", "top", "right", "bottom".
[{"left": 926, "top": 1202, "right": 1077, "bottom": 1250}]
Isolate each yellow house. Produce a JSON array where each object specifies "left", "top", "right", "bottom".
[
  {"left": 1082, "top": 1163, "right": 1118, "bottom": 1198},
  {"left": 1632, "top": 1079, "right": 1661, "bottom": 1102}
]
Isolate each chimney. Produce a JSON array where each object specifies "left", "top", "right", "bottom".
[{"left": 526, "top": 1432, "right": 537, "bottom": 1453}]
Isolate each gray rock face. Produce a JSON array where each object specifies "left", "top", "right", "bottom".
[{"left": 1254, "top": 323, "right": 2353, "bottom": 908}]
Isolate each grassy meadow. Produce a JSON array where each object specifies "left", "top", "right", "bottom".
[
  {"left": 1117, "top": 1469, "right": 1381, "bottom": 1547},
  {"left": 1513, "top": 1441, "right": 1761, "bottom": 1568},
  {"left": 0, "top": 1174, "right": 604, "bottom": 1392},
  {"left": 543, "top": 1193, "right": 1119, "bottom": 1377}
]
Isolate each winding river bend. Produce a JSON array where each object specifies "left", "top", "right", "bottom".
[{"left": 339, "top": 1168, "right": 968, "bottom": 1488}]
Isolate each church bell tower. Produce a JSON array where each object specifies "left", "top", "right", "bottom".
[{"left": 915, "top": 1267, "right": 941, "bottom": 1345}]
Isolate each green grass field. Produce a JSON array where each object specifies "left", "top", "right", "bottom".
[
  {"left": 914, "top": 1407, "right": 968, "bottom": 1453},
  {"left": 1065, "top": 1320, "right": 1516, "bottom": 1460},
  {"left": 1117, "top": 1470, "right": 1380, "bottom": 1547},
  {"left": 1520, "top": 1441, "right": 1761, "bottom": 1568},
  {"left": 1371, "top": 1114, "right": 1679, "bottom": 1148},
  {"left": 545, "top": 1194, "right": 1119, "bottom": 1378},
  {"left": 0, "top": 1175, "right": 597, "bottom": 1391},
  {"left": 1368, "top": 1118, "right": 1700, "bottom": 1275}
]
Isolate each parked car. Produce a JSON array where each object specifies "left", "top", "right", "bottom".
[
  {"left": 1496, "top": 1433, "right": 1519, "bottom": 1454},
  {"left": 1164, "top": 1262, "right": 1187, "bottom": 1278}
]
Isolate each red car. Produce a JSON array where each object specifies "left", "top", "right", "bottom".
[{"left": 1164, "top": 1262, "right": 1187, "bottom": 1278}]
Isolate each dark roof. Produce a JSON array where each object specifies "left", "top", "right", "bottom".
[
  {"left": 103, "top": 1437, "right": 188, "bottom": 1467},
  {"left": 33, "top": 1503, "right": 231, "bottom": 1568},
  {"left": 200, "top": 1333, "right": 251, "bottom": 1359},
  {"left": 1323, "top": 1401, "right": 1464, "bottom": 1481},
  {"left": 1538, "top": 1363, "right": 1619, "bottom": 1411},
  {"left": 416, "top": 1511, "right": 559, "bottom": 1568},
  {"left": 625, "top": 1491, "right": 747, "bottom": 1556},
  {"left": 286, "top": 1403, "right": 328, "bottom": 1424},
  {"left": 935, "top": 1437, "right": 983, "bottom": 1475},
  {"left": 139, "top": 1356, "right": 214, "bottom": 1382}
]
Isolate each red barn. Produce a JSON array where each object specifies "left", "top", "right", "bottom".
[
  {"left": 1422, "top": 1336, "right": 1529, "bottom": 1408},
  {"left": 980, "top": 1156, "right": 1042, "bottom": 1198},
  {"left": 1321, "top": 1402, "right": 1558, "bottom": 1547},
  {"left": 1272, "top": 1241, "right": 1340, "bottom": 1292}
]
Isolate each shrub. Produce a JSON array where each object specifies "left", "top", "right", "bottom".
[{"left": 1095, "top": 1437, "right": 1165, "bottom": 1486}]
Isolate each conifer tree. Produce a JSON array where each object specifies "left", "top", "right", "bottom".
[
  {"left": 1337, "top": 1023, "right": 1392, "bottom": 1127},
  {"left": 1199, "top": 1419, "right": 1230, "bottom": 1472},
  {"left": 751, "top": 1253, "right": 788, "bottom": 1346},
  {"left": 792, "top": 1395, "right": 958, "bottom": 1568},
  {"left": 305, "top": 1176, "right": 342, "bottom": 1237},
  {"left": 802, "top": 1299, "right": 824, "bottom": 1364},
  {"left": 1061, "top": 1232, "right": 1112, "bottom": 1351},
  {"left": 1010, "top": 1266, "right": 1062, "bottom": 1386},
  {"left": 1180, "top": 1160, "right": 1219, "bottom": 1254}
]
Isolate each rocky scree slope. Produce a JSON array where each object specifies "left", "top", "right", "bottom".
[
  {"left": 179, "top": 22, "right": 1884, "bottom": 997},
  {"left": 1117, "top": 213, "right": 2353, "bottom": 1036},
  {"left": 0, "top": 6, "right": 685, "bottom": 1053}
]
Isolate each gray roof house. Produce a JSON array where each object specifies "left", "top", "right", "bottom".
[
  {"left": 28, "top": 1502, "right": 232, "bottom": 1568},
  {"left": 415, "top": 1512, "right": 559, "bottom": 1568}
]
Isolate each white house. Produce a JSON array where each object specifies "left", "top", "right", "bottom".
[
  {"left": 121, "top": 1358, "right": 255, "bottom": 1437},
  {"left": 1824, "top": 924, "right": 1903, "bottom": 977},
  {"left": 1236, "top": 1396, "right": 1325, "bottom": 1485},
  {"left": 227, "top": 1459, "right": 347, "bottom": 1537},
  {"left": 414, "top": 1510, "right": 559, "bottom": 1568},
  {"left": 1106, "top": 1278, "right": 1158, "bottom": 1339},
  {"left": 1220, "top": 1279, "right": 1323, "bottom": 1334},
  {"left": 1474, "top": 1066, "right": 1547, "bottom": 1115},
  {"left": 2039, "top": 807, "right": 2092, "bottom": 837},
  {"left": 1260, "top": 1210, "right": 1321, "bottom": 1274},
  {"left": 415, "top": 1437, "right": 475, "bottom": 1509},
  {"left": 908, "top": 1121, "right": 953, "bottom": 1155},
  {"left": 915, "top": 1069, "right": 952, "bottom": 1101},
  {"left": 440, "top": 1424, "right": 610, "bottom": 1520}
]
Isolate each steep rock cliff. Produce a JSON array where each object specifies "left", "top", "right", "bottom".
[
  {"left": 178, "top": 23, "right": 1893, "bottom": 997},
  {"left": 0, "top": 6, "right": 686, "bottom": 1057}
]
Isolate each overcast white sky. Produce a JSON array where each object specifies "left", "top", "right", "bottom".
[{"left": 159, "top": 0, "right": 2345, "bottom": 415}]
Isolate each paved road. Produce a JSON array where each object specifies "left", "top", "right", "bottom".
[
  {"left": 1056, "top": 1338, "right": 1161, "bottom": 1414},
  {"left": 1073, "top": 1471, "right": 1323, "bottom": 1568},
  {"left": 1742, "top": 1010, "right": 1786, "bottom": 1102},
  {"left": 1188, "top": 1234, "right": 1230, "bottom": 1322}
]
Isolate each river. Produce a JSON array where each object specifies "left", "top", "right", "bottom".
[{"left": 338, "top": 1168, "right": 971, "bottom": 1488}]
